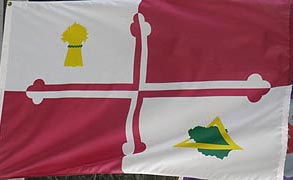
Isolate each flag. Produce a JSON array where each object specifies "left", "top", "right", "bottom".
[{"left": 0, "top": 1, "right": 292, "bottom": 180}]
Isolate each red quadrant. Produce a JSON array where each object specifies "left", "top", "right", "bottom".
[
  {"left": 0, "top": 92, "right": 131, "bottom": 178},
  {"left": 139, "top": 0, "right": 290, "bottom": 87}
]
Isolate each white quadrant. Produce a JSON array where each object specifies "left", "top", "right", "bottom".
[
  {"left": 122, "top": 86, "right": 291, "bottom": 180},
  {"left": 4, "top": 1, "right": 141, "bottom": 91}
]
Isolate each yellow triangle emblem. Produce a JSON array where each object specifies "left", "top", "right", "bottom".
[{"left": 175, "top": 117, "right": 243, "bottom": 150}]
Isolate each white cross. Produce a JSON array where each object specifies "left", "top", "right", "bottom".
[{"left": 25, "top": 13, "right": 271, "bottom": 156}]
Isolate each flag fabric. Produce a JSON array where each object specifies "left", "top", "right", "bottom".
[
  {"left": 0, "top": 1, "right": 292, "bottom": 180},
  {"left": 181, "top": 86, "right": 293, "bottom": 180}
]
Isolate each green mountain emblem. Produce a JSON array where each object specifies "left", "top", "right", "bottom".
[{"left": 175, "top": 117, "right": 243, "bottom": 159}]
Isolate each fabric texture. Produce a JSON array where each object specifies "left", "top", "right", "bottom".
[{"left": 0, "top": 1, "right": 292, "bottom": 180}]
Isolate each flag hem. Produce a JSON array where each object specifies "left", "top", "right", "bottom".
[
  {"left": 0, "top": 2, "right": 13, "bottom": 127},
  {"left": 277, "top": 85, "right": 292, "bottom": 180}
]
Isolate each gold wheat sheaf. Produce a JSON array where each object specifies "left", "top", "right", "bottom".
[{"left": 62, "top": 23, "right": 88, "bottom": 67}]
